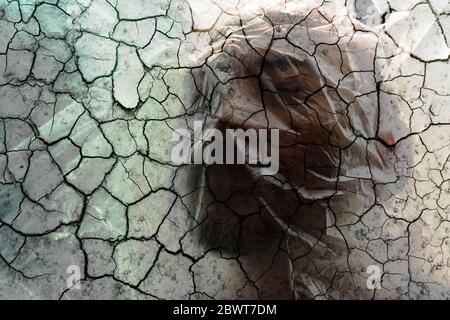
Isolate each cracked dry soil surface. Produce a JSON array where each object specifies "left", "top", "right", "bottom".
[{"left": 1, "top": 0, "right": 450, "bottom": 299}]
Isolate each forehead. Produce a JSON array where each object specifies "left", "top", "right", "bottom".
[{"left": 204, "top": 6, "right": 374, "bottom": 82}]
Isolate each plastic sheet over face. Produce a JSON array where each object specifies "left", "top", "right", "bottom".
[{"left": 187, "top": 4, "right": 412, "bottom": 299}]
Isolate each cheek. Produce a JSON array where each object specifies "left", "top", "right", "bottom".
[{"left": 379, "top": 130, "right": 397, "bottom": 146}]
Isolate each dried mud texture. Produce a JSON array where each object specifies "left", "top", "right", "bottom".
[{"left": 0, "top": 0, "right": 450, "bottom": 300}]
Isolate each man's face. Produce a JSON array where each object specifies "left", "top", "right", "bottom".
[{"left": 192, "top": 7, "right": 412, "bottom": 299}]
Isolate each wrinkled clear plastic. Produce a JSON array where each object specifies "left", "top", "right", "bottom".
[{"left": 185, "top": 3, "right": 412, "bottom": 299}]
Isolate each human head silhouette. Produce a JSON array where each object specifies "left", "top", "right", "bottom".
[{"left": 187, "top": 3, "right": 412, "bottom": 299}]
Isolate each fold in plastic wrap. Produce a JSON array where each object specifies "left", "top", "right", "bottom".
[{"left": 183, "top": 4, "right": 412, "bottom": 299}]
